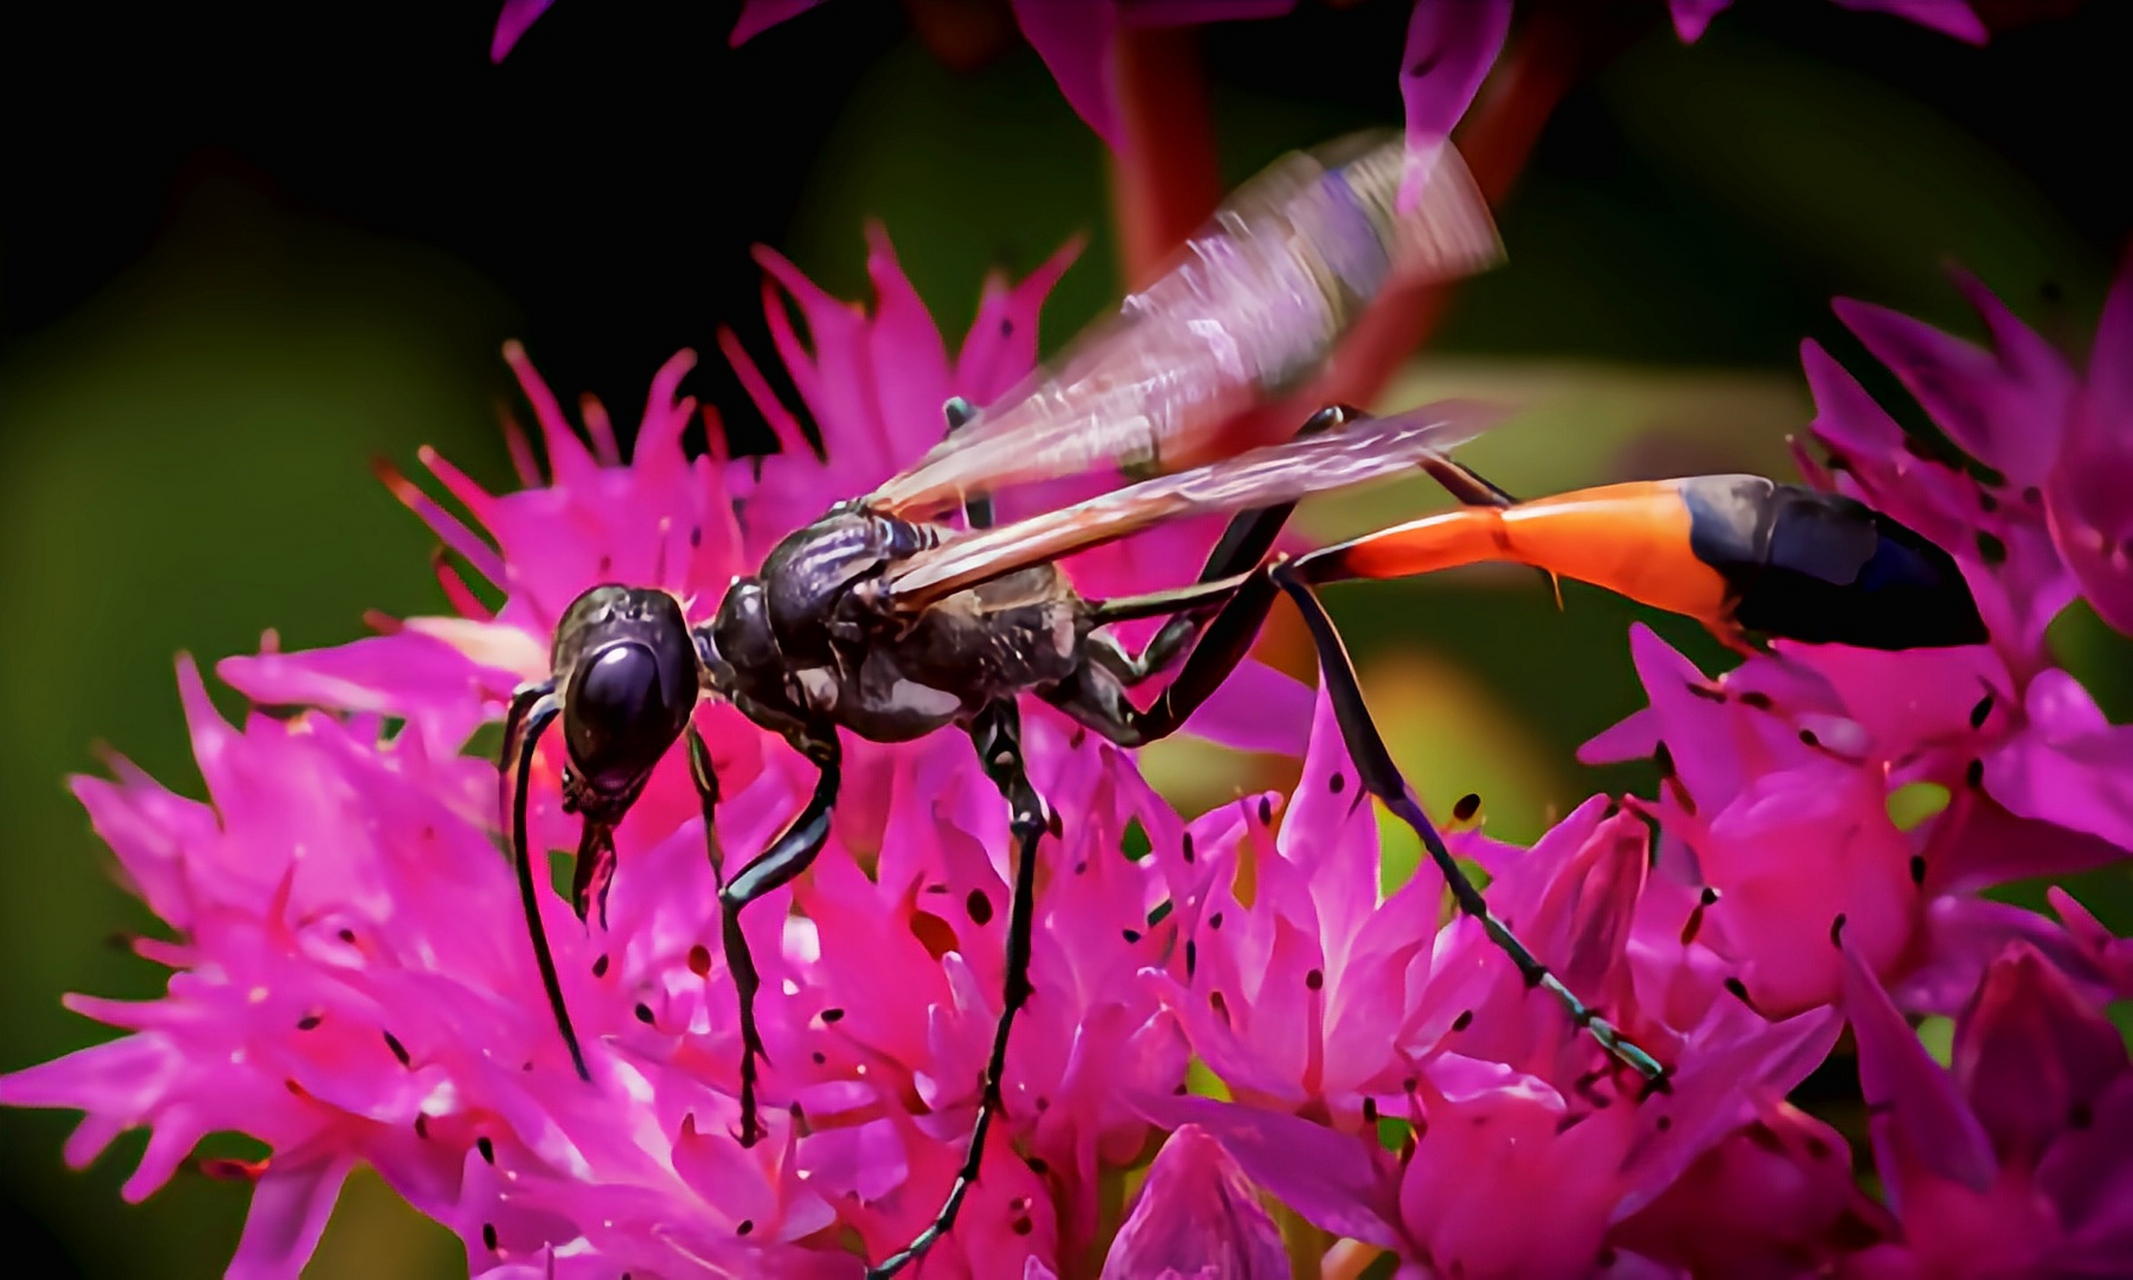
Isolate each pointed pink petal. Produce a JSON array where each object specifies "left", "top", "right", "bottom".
[
  {"left": 491, "top": 0, "right": 554, "bottom": 61},
  {"left": 1014, "top": 0, "right": 1124, "bottom": 150},
  {"left": 1669, "top": 0, "right": 1734, "bottom": 41},
  {"left": 956, "top": 236, "right": 1083, "bottom": 406},
  {"left": 1098, "top": 1125, "right": 1288, "bottom": 1280},
  {"left": 1842, "top": 940, "right": 1997, "bottom": 1205},
  {"left": 1952, "top": 942, "right": 2128, "bottom": 1168},
  {"left": 1179, "top": 659, "right": 1311, "bottom": 756},
  {"left": 502, "top": 342, "right": 599, "bottom": 488},
  {"left": 862, "top": 224, "right": 954, "bottom": 471},
  {"left": 1833, "top": 293, "right": 2071, "bottom": 485},
  {"left": 1397, "top": 0, "right": 1509, "bottom": 209},
  {"left": 730, "top": 0, "right": 831, "bottom": 45},
  {"left": 226, "top": 1155, "right": 356, "bottom": 1280},
  {"left": 1138, "top": 1094, "right": 1402, "bottom": 1249},
  {"left": 1831, "top": 0, "right": 1988, "bottom": 44},
  {"left": 1982, "top": 669, "right": 2133, "bottom": 853}
]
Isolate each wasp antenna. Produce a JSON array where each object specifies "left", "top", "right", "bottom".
[
  {"left": 503, "top": 682, "right": 589, "bottom": 1082},
  {"left": 1550, "top": 570, "right": 1565, "bottom": 613}
]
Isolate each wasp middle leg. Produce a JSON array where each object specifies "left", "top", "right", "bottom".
[
  {"left": 719, "top": 729, "right": 842, "bottom": 1146},
  {"left": 869, "top": 700, "right": 1048, "bottom": 1280}
]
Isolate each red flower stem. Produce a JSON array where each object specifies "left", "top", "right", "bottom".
[{"left": 1107, "top": 23, "right": 1224, "bottom": 290}]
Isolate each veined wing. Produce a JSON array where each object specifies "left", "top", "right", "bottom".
[
  {"left": 882, "top": 401, "right": 1501, "bottom": 609},
  {"left": 864, "top": 132, "right": 1502, "bottom": 519}
]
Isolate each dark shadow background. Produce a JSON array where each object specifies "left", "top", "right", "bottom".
[{"left": 2, "top": 1, "right": 2128, "bottom": 1274}]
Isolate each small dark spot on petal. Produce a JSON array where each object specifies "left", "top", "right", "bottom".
[
  {"left": 1979, "top": 490, "right": 1999, "bottom": 513},
  {"left": 1799, "top": 729, "right": 1820, "bottom": 747},
  {"left": 1123, "top": 928, "right": 1142, "bottom": 944},
  {"left": 690, "top": 525, "right": 702, "bottom": 547},
  {"left": 2022, "top": 485, "right": 2043, "bottom": 504},
  {"left": 1597, "top": 1246, "right": 1618, "bottom": 1267},
  {"left": 1209, "top": 911, "right": 1224, "bottom": 930},
  {"left": 1452, "top": 792, "right": 1481, "bottom": 822},
  {"left": 338, "top": 928, "right": 357, "bottom": 945},
  {"left": 296, "top": 1013, "right": 322, "bottom": 1032},
  {"left": 1210, "top": 991, "right": 1230, "bottom": 1025},
  {"left": 1000, "top": 318, "right": 1014, "bottom": 338},
  {"left": 1409, "top": 50, "right": 1441, "bottom": 77},
  {"left": 1741, "top": 691, "right": 1773, "bottom": 711},
  {"left": 598, "top": 555, "right": 613, "bottom": 573},
  {"left": 1033, "top": 1096, "right": 1050, "bottom": 1112},
  {"left": 1910, "top": 855, "right": 1927, "bottom": 885},
  {"left": 592, "top": 954, "right": 610, "bottom": 978},
  {"left": 1185, "top": 940, "right": 1197, "bottom": 977},
  {"left": 966, "top": 889, "right": 994, "bottom": 925},
  {"left": 1724, "top": 977, "right": 1752, "bottom": 1004},
  {"left": 812, "top": 1051, "right": 826, "bottom": 1065},
  {"left": 1655, "top": 1115, "right": 1672, "bottom": 1132},
  {"left": 1181, "top": 833, "right": 1196, "bottom": 864},
  {"left": 1451, "top": 1009, "right": 1474, "bottom": 1032},
  {"left": 383, "top": 1031, "right": 411, "bottom": 1066},
  {"left": 414, "top": 1113, "right": 429, "bottom": 1138},
  {"left": 737, "top": 1219, "right": 755, "bottom": 1237},
  {"left": 1362, "top": 1097, "right": 1378, "bottom": 1122},
  {"left": 1803, "top": 1132, "right": 1831, "bottom": 1160},
  {"left": 1305, "top": 969, "right": 1324, "bottom": 991},
  {"left": 1966, "top": 758, "right": 1985, "bottom": 789},
  {"left": 634, "top": 1003, "right": 655, "bottom": 1025},
  {"left": 1701, "top": 886, "right": 1720, "bottom": 905},
  {"left": 1830, "top": 913, "right": 1848, "bottom": 947},
  {"left": 1328, "top": 771, "right": 1346, "bottom": 795},
  {"left": 477, "top": 1136, "right": 496, "bottom": 1164},
  {"left": 688, "top": 945, "right": 713, "bottom": 976},
  {"left": 1975, "top": 530, "right": 2008, "bottom": 565},
  {"left": 1011, "top": 1215, "right": 1034, "bottom": 1237},
  {"left": 1257, "top": 797, "right": 1273, "bottom": 826},
  {"left": 821, "top": 1007, "right": 845, "bottom": 1024},
  {"left": 1402, "top": 1077, "right": 1418, "bottom": 1094},
  {"left": 1970, "top": 695, "right": 1994, "bottom": 730},
  {"left": 1027, "top": 1157, "right": 1048, "bottom": 1174},
  {"left": 482, "top": 1223, "right": 499, "bottom": 1251},
  {"left": 1653, "top": 742, "right": 1675, "bottom": 776}
]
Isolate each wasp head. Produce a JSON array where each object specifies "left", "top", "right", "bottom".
[{"left": 551, "top": 585, "right": 700, "bottom": 821}]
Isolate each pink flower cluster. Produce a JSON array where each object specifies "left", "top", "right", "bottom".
[{"left": 6, "top": 235, "right": 2131, "bottom": 1278}]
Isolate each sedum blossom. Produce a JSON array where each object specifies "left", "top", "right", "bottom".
[{"left": 7, "top": 221, "right": 2133, "bottom": 1279}]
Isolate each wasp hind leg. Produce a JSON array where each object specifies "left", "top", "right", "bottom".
[
  {"left": 718, "top": 730, "right": 841, "bottom": 1146},
  {"left": 868, "top": 700, "right": 1048, "bottom": 1280},
  {"left": 1268, "top": 562, "right": 1670, "bottom": 1090}
]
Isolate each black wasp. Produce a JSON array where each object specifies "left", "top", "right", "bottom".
[{"left": 499, "top": 131, "right": 1986, "bottom": 1278}]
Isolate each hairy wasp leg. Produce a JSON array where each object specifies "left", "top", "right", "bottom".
[
  {"left": 686, "top": 724, "right": 727, "bottom": 892},
  {"left": 502, "top": 682, "right": 590, "bottom": 1082},
  {"left": 942, "top": 395, "right": 994, "bottom": 531},
  {"left": 1049, "top": 566, "right": 1285, "bottom": 746},
  {"left": 868, "top": 701, "right": 1047, "bottom": 1280},
  {"left": 1121, "top": 403, "right": 1364, "bottom": 683},
  {"left": 1268, "top": 561, "right": 1670, "bottom": 1087},
  {"left": 1108, "top": 404, "right": 1524, "bottom": 686},
  {"left": 720, "top": 730, "right": 842, "bottom": 1147}
]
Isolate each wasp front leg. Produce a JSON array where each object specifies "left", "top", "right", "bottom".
[{"left": 868, "top": 700, "right": 1048, "bottom": 1280}]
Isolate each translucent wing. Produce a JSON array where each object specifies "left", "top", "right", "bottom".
[
  {"left": 865, "top": 133, "right": 1502, "bottom": 518},
  {"left": 882, "top": 401, "right": 1500, "bottom": 609}
]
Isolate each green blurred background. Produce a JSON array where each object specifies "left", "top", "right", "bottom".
[{"left": 3, "top": 1, "right": 2128, "bottom": 1274}]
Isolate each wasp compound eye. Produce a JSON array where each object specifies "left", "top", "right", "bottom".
[{"left": 564, "top": 640, "right": 694, "bottom": 798}]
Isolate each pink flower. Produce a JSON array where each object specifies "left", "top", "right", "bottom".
[
  {"left": 1136, "top": 684, "right": 1850, "bottom": 1276},
  {"left": 494, "top": 1, "right": 1510, "bottom": 164},
  {"left": 0, "top": 230, "right": 1335, "bottom": 1277},
  {"left": 1670, "top": 0, "right": 1988, "bottom": 44},
  {"left": 1839, "top": 937, "right": 2133, "bottom": 1276},
  {"left": 1581, "top": 624, "right": 2128, "bottom": 1019},
  {"left": 1092, "top": 1124, "right": 1288, "bottom": 1280},
  {"left": 1807, "top": 253, "right": 2133, "bottom": 659}
]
